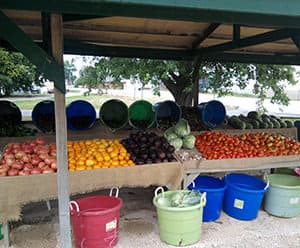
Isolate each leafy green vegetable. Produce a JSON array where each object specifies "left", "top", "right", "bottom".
[
  {"left": 182, "top": 135, "right": 196, "bottom": 149},
  {"left": 174, "top": 119, "right": 191, "bottom": 137},
  {"left": 169, "top": 137, "right": 183, "bottom": 150}
]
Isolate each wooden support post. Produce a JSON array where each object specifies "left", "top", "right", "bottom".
[
  {"left": 51, "top": 14, "right": 72, "bottom": 247},
  {"left": 192, "top": 56, "right": 202, "bottom": 107},
  {"left": 3, "top": 222, "right": 10, "bottom": 247}
]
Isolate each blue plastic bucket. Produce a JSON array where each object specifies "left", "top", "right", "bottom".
[
  {"left": 224, "top": 173, "right": 269, "bottom": 220},
  {"left": 31, "top": 100, "right": 55, "bottom": 133},
  {"left": 197, "top": 100, "right": 226, "bottom": 129},
  {"left": 154, "top": 100, "right": 181, "bottom": 129},
  {"left": 66, "top": 100, "right": 96, "bottom": 130},
  {"left": 188, "top": 176, "right": 226, "bottom": 222}
]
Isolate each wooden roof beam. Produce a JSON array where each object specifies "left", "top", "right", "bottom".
[
  {"left": 200, "top": 28, "right": 299, "bottom": 54},
  {"left": 291, "top": 36, "right": 300, "bottom": 51},
  {"left": 191, "top": 23, "right": 220, "bottom": 49}
]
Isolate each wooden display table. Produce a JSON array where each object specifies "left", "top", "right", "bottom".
[
  {"left": 0, "top": 162, "right": 183, "bottom": 223},
  {"left": 182, "top": 155, "right": 300, "bottom": 188}
]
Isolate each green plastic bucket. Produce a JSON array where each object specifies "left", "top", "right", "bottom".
[
  {"left": 99, "top": 99, "right": 128, "bottom": 131},
  {"left": 128, "top": 100, "right": 155, "bottom": 129},
  {"left": 264, "top": 174, "right": 300, "bottom": 218},
  {"left": 153, "top": 187, "right": 206, "bottom": 246}
]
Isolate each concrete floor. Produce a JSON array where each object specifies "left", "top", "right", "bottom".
[{"left": 1, "top": 187, "right": 300, "bottom": 248}]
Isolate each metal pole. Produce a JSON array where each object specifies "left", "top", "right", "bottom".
[{"left": 51, "top": 13, "right": 72, "bottom": 247}]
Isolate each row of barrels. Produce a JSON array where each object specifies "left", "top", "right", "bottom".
[{"left": 0, "top": 99, "right": 227, "bottom": 133}]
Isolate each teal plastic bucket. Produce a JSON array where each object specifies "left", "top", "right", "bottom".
[
  {"left": 264, "top": 174, "right": 300, "bottom": 218},
  {"left": 224, "top": 173, "right": 269, "bottom": 220},
  {"left": 153, "top": 188, "right": 206, "bottom": 246},
  {"left": 100, "top": 99, "right": 128, "bottom": 131},
  {"left": 197, "top": 100, "right": 226, "bottom": 129},
  {"left": 154, "top": 100, "right": 182, "bottom": 130},
  {"left": 128, "top": 100, "right": 155, "bottom": 129},
  {"left": 66, "top": 100, "right": 96, "bottom": 130},
  {"left": 31, "top": 100, "right": 55, "bottom": 133}
]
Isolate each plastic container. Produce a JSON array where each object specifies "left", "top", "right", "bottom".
[
  {"left": 31, "top": 100, "right": 55, "bottom": 133},
  {"left": 128, "top": 100, "right": 155, "bottom": 129},
  {"left": 153, "top": 187, "right": 206, "bottom": 246},
  {"left": 264, "top": 174, "right": 300, "bottom": 218},
  {"left": 0, "top": 224, "right": 3, "bottom": 240},
  {"left": 154, "top": 100, "right": 181, "bottom": 129},
  {"left": 66, "top": 100, "right": 96, "bottom": 130},
  {"left": 70, "top": 188, "right": 123, "bottom": 248},
  {"left": 224, "top": 173, "right": 269, "bottom": 220},
  {"left": 0, "top": 100, "right": 22, "bottom": 124},
  {"left": 188, "top": 176, "right": 226, "bottom": 222},
  {"left": 197, "top": 100, "right": 226, "bottom": 129},
  {"left": 100, "top": 99, "right": 128, "bottom": 131},
  {"left": 294, "top": 120, "right": 300, "bottom": 141}
]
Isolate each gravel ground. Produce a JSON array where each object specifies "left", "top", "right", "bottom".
[{"left": 1, "top": 187, "right": 300, "bottom": 248}]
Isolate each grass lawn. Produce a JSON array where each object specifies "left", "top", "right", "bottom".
[{"left": 12, "top": 93, "right": 161, "bottom": 110}]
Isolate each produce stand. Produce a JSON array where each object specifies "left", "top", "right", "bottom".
[{"left": 1, "top": 1, "right": 300, "bottom": 247}]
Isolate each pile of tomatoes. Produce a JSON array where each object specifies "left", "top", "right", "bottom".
[
  {"left": 67, "top": 139, "right": 134, "bottom": 171},
  {"left": 0, "top": 137, "right": 57, "bottom": 176},
  {"left": 195, "top": 131, "right": 300, "bottom": 160}
]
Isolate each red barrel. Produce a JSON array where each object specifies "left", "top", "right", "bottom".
[{"left": 70, "top": 191, "right": 123, "bottom": 248}]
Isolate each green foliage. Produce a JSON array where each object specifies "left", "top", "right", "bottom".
[
  {"left": 0, "top": 48, "right": 43, "bottom": 96},
  {"left": 64, "top": 59, "right": 77, "bottom": 84},
  {"left": 76, "top": 56, "right": 297, "bottom": 107}
]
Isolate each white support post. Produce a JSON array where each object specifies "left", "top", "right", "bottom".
[{"left": 51, "top": 14, "right": 72, "bottom": 247}]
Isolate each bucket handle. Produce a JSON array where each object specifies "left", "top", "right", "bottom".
[
  {"left": 191, "top": 181, "right": 195, "bottom": 188},
  {"left": 110, "top": 187, "right": 119, "bottom": 197},
  {"left": 200, "top": 192, "right": 207, "bottom": 207},
  {"left": 69, "top": 201, "right": 80, "bottom": 212},
  {"left": 264, "top": 181, "right": 270, "bottom": 190},
  {"left": 154, "top": 186, "right": 165, "bottom": 197}
]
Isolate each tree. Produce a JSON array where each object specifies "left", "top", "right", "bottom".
[
  {"left": 76, "top": 58, "right": 123, "bottom": 94},
  {"left": 76, "top": 57, "right": 297, "bottom": 108},
  {"left": 64, "top": 59, "right": 77, "bottom": 85},
  {"left": 0, "top": 48, "right": 43, "bottom": 96}
]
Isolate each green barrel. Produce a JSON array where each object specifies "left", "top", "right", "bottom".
[
  {"left": 128, "top": 100, "right": 155, "bottom": 129},
  {"left": 264, "top": 174, "right": 300, "bottom": 218},
  {"left": 153, "top": 189, "right": 206, "bottom": 246},
  {"left": 99, "top": 99, "right": 128, "bottom": 131},
  {"left": 0, "top": 224, "right": 3, "bottom": 240}
]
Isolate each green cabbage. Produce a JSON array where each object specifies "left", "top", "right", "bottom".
[
  {"left": 182, "top": 135, "right": 196, "bottom": 149},
  {"left": 174, "top": 119, "right": 190, "bottom": 137},
  {"left": 164, "top": 127, "right": 179, "bottom": 142},
  {"left": 164, "top": 127, "right": 175, "bottom": 139},
  {"left": 169, "top": 137, "right": 183, "bottom": 150}
]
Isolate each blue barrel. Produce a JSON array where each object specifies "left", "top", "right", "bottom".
[
  {"left": 66, "top": 100, "right": 96, "bottom": 130},
  {"left": 224, "top": 173, "right": 269, "bottom": 221},
  {"left": 154, "top": 100, "right": 181, "bottom": 129},
  {"left": 31, "top": 100, "right": 55, "bottom": 133},
  {"left": 197, "top": 100, "right": 226, "bottom": 129},
  {"left": 188, "top": 176, "right": 226, "bottom": 222}
]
